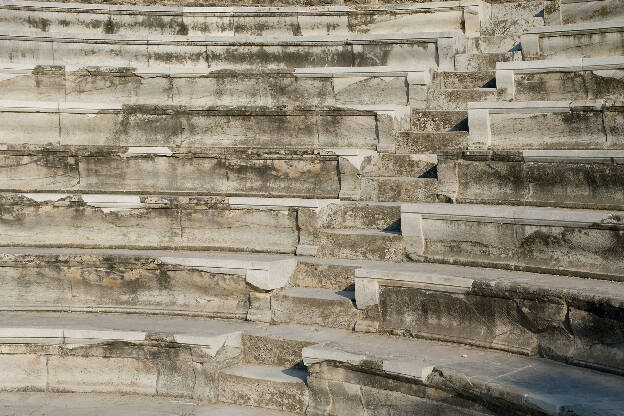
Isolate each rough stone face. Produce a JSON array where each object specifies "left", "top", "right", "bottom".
[
  {"left": 0, "top": 194, "right": 299, "bottom": 253},
  {"left": 271, "top": 288, "right": 357, "bottom": 329}
]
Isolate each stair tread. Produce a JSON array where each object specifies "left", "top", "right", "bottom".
[
  {"left": 1, "top": 310, "right": 624, "bottom": 411},
  {"left": 222, "top": 364, "right": 308, "bottom": 384},
  {"left": 0, "top": 392, "right": 296, "bottom": 415}
]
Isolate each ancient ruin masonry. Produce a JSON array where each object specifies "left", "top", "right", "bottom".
[{"left": 0, "top": 0, "right": 623, "bottom": 414}]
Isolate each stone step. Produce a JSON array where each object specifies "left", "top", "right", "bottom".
[
  {"left": 467, "top": 35, "right": 519, "bottom": 54},
  {"left": 354, "top": 261, "right": 624, "bottom": 375},
  {"left": 0, "top": 31, "right": 458, "bottom": 71},
  {"left": 561, "top": 0, "right": 624, "bottom": 24},
  {"left": 402, "top": 202, "right": 624, "bottom": 282},
  {"left": 0, "top": 246, "right": 304, "bottom": 318},
  {"left": 426, "top": 87, "right": 498, "bottom": 110},
  {"left": 2, "top": 311, "right": 624, "bottom": 415},
  {"left": 411, "top": 109, "right": 468, "bottom": 131},
  {"left": 521, "top": 21, "right": 624, "bottom": 61},
  {"left": 360, "top": 176, "right": 439, "bottom": 203},
  {"left": 396, "top": 131, "right": 469, "bottom": 153},
  {"left": 302, "top": 334, "right": 624, "bottom": 416},
  {"left": 480, "top": 0, "right": 545, "bottom": 36},
  {"left": 468, "top": 100, "right": 624, "bottom": 151},
  {"left": 0, "top": 64, "right": 432, "bottom": 106},
  {"left": 496, "top": 57, "right": 624, "bottom": 101},
  {"left": 0, "top": 0, "right": 477, "bottom": 38},
  {"left": 315, "top": 229, "right": 404, "bottom": 261},
  {"left": 0, "top": 392, "right": 297, "bottom": 415},
  {"left": 0, "top": 101, "right": 407, "bottom": 151},
  {"left": 271, "top": 288, "right": 357, "bottom": 330},
  {"left": 436, "top": 70, "right": 495, "bottom": 89},
  {"left": 217, "top": 365, "right": 309, "bottom": 413},
  {"left": 439, "top": 150, "right": 624, "bottom": 210},
  {"left": 454, "top": 51, "right": 521, "bottom": 72},
  {"left": 0, "top": 193, "right": 302, "bottom": 254},
  {"left": 0, "top": 148, "right": 340, "bottom": 198}
]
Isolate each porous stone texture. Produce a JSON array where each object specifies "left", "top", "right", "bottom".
[
  {"left": 218, "top": 365, "right": 309, "bottom": 413},
  {"left": 271, "top": 288, "right": 357, "bottom": 329}
]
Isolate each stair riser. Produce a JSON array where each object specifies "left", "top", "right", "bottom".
[
  {"left": 361, "top": 178, "right": 438, "bottom": 203},
  {"left": 271, "top": 291, "right": 357, "bottom": 329},
  {"left": 0, "top": 341, "right": 240, "bottom": 399},
  {"left": 444, "top": 159, "right": 624, "bottom": 211},
  {"left": 0, "top": 68, "right": 409, "bottom": 106},
  {"left": 370, "top": 285, "right": 624, "bottom": 376},
  {"left": 561, "top": 0, "right": 624, "bottom": 24},
  {"left": 411, "top": 110, "right": 468, "bottom": 131},
  {"left": 243, "top": 334, "right": 312, "bottom": 368},
  {"left": 521, "top": 29, "right": 624, "bottom": 61},
  {"left": 0, "top": 196, "right": 299, "bottom": 254},
  {"left": 426, "top": 88, "right": 497, "bottom": 111},
  {"left": 437, "top": 72, "right": 495, "bottom": 90},
  {"left": 396, "top": 132, "right": 469, "bottom": 154},
  {"left": 0, "top": 152, "right": 339, "bottom": 198},
  {"left": 0, "top": 36, "right": 438, "bottom": 70},
  {"left": 316, "top": 231, "right": 404, "bottom": 262},
  {"left": 474, "top": 109, "right": 624, "bottom": 150},
  {"left": 0, "top": 107, "right": 379, "bottom": 150},
  {"left": 403, "top": 210, "right": 624, "bottom": 282},
  {"left": 218, "top": 371, "right": 308, "bottom": 413},
  {"left": 0, "top": 5, "right": 467, "bottom": 38},
  {"left": 455, "top": 52, "right": 520, "bottom": 72},
  {"left": 508, "top": 71, "right": 624, "bottom": 102},
  {"left": 0, "top": 253, "right": 258, "bottom": 318}
]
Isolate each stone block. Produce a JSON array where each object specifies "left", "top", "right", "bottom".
[{"left": 271, "top": 288, "right": 357, "bottom": 329}]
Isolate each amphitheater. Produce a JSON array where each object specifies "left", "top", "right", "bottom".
[{"left": 0, "top": 0, "right": 623, "bottom": 414}]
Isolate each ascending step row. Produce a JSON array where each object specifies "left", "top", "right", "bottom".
[
  {"left": 0, "top": 64, "right": 432, "bottom": 106},
  {"left": 0, "top": 0, "right": 487, "bottom": 37},
  {"left": 0, "top": 307, "right": 622, "bottom": 412},
  {"left": 0, "top": 31, "right": 462, "bottom": 71}
]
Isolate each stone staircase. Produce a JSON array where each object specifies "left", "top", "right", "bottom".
[{"left": 0, "top": 0, "right": 623, "bottom": 414}]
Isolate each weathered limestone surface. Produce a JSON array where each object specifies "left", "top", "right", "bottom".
[
  {"left": 0, "top": 32, "right": 461, "bottom": 70},
  {"left": 0, "top": 1, "right": 485, "bottom": 37},
  {"left": 560, "top": 0, "right": 624, "bottom": 24},
  {"left": 354, "top": 262, "right": 624, "bottom": 374},
  {"left": 402, "top": 202, "right": 624, "bottom": 281},
  {"left": 468, "top": 100, "right": 624, "bottom": 150},
  {"left": 496, "top": 57, "right": 624, "bottom": 101},
  {"left": 0, "top": 393, "right": 294, "bottom": 416},
  {"left": 0, "top": 102, "right": 388, "bottom": 150},
  {"left": 439, "top": 150, "right": 624, "bottom": 210},
  {"left": 0, "top": 64, "right": 431, "bottom": 106},
  {"left": 0, "top": 194, "right": 299, "bottom": 253},
  {"left": 521, "top": 21, "right": 624, "bottom": 60},
  {"left": 0, "top": 149, "right": 341, "bottom": 198},
  {"left": 218, "top": 365, "right": 309, "bottom": 413}
]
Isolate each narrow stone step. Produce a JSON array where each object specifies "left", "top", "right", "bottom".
[
  {"left": 427, "top": 87, "right": 498, "bottom": 110},
  {"left": 0, "top": 31, "right": 445, "bottom": 71},
  {"left": 316, "top": 229, "right": 404, "bottom": 262},
  {"left": 0, "top": 1, "right": 475, "bottom": 38},
  {"left": 361, "top": 177, "right": 439, "bottom": 203},
  {"left": 436, "top": 71, "right": 495, "bottom": 89},
  {"left": 411, "top": 110, "right": 468, "bottom": 131},
  {"left": 218, "top": 365, "right": 309, "bottom": 414},
  {"left": 271, "top": 287, "right": 357, "bottom": 329},
  {"left": 396, "top": 131, "right": 469, "bottom": 154},
  {"left": 0, "top": 64, "right": 417, "bottom": 106},
  {"left": 0, "top": 392, "right": 296, "bottom": 415},
  {"left": 455, "top": 52, "right": 521, "bottom": 72},
  {"left": 440, "top": 150, "right": 624, "bottom": 210},
  {"left": 402, "top": 202, "right": 624, "bottom": 282},
  {"left": 354, "top": 261, "right": 624, "bottom": 375},
  {"left": 467, "top": 35, "right": 519, "bottom": 54}
]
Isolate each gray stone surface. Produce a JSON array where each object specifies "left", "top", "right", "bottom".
[
  {"left": 271, "top": 288, "right": 357, "bottom": 329},
  {"left": 402, "top": 202, "right": 624, "bottom": 281},
  {"left": 0, "top": 392, "right": 294, "bottom": 415},
  {"left": 218, "top": 364, "right": 309, "bottom": 413}
]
